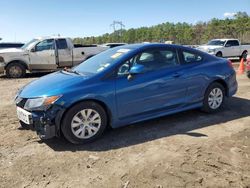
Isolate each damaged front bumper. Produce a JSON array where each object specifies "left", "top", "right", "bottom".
[{"left": 17, "top": 105, "right": 65, "bottom": 140}]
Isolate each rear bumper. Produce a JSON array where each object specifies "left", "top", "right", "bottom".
[{"left": 227, "top": 70, "right": 238, "bottom": 97}]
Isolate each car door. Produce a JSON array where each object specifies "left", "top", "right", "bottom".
[
  {"left": 178, "top": 49, "right": 208, "bottom": 104},
  {"left": 115, "top": 47, "right": 188, "bottom": 119},
  {"left": 224, "top": 40, "right": 239, "bottom": 57},
  {"left": 231, "top": 40, "right": 240, "bottom": 56},
  {"left": 56, "top": 39, "right": 73, "bottom": 68},
  {"left": 29, "top": 39, "right": 57, "bottom": 70}
]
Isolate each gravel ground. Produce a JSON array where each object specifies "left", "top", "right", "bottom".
[{"left": 0, "top": 71, "right": 250, "bottom": 188}]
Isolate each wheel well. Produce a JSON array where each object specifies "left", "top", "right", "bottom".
[
  {"left": 212, "top": 79, "right": 229, "bottom": 97},
  {"left": 216, "top": 51, "right": 222, "bottom": 56},
  {"left": 61, "top": 99, "right": 112, "bottom": 128},
  {"left": 6, "top": 60, "right": 28, "bottom": 70},
  {"left": 242, "top": 50, "right": 248, "bottom": 54},
  {"left": 242, "top": 50, "right": 248, "bottom": 59}
]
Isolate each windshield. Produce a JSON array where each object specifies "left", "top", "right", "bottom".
[
  {"left": 73, "top": 47, "right": 132, "bottom": 74},
  {"left": 21, "top": 39, "right": 39, "bottom": 50},
  {"left": 207, "top": 40, "right": 226, "bottom": 46}
]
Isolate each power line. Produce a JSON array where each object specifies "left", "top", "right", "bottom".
[{"left": 110, "top": 21, "right": 125, "bottom": 42}]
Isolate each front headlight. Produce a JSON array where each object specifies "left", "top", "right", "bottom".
[
  {"left": 24, "top": 95, "right": 62, "bottom": 111},
  {"left": 207, "top": 49, "right": 216, "bottom": 53}
]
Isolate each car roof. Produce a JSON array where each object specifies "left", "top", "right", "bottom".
[
  {"left": 116, "top": 43, "right": 213, "bottom": 60},
  {"left": 120, "top": 43, "right": 186, "bottom": 50},
  {"left": 211, "top": 38, "right": 238, "bottom": 41},
  {"left": 104, "top": 43, "right": 127, "bottom": 45},
  {"left": 34, "top": 36, "right": 68, "bottom": 40}
]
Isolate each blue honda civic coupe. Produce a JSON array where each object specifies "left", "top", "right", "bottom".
[{"left": 15, "top": 44, "right": 237, "bottom": 144}]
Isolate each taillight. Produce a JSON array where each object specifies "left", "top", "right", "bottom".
[{"left": 227, "top": 60, "right": 233, "bottom": 68}]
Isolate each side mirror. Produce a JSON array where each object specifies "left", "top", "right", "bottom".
[
  {"left": 30, "top": 48, "right": 35, "bottom": 52},
  {"left": 129, "top": 64, "right": 145, "bottom": 75},
  {"left": 127, "top": 64, "right": 145, "bottom": 81},
  {"left": 225, "top": 44, "right": 231, "bottom": 47}
]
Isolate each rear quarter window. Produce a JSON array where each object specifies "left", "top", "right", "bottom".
[
  {"left": 56, "top": 39, "right": 68, "bottom": 49},
  {"left": 182, "top": 51, "right": 203, "bottom": 64}
]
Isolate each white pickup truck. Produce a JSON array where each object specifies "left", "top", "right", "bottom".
[
  {"left": 0, "top": 36, "right": 108, "bottom": 78},
  {"left": 197, "top": 39, "right": 250, "bottom": 59}
]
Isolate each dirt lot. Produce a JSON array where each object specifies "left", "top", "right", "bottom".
[{"left": 0, "top": 72, "right": 250, "bottom": 188}]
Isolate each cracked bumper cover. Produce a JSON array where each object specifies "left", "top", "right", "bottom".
[{"left": 29, "top": 105, "right": 65, "bottom": 139}]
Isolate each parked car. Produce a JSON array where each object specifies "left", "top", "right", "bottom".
[
  {"left": 0, "top": 36, "right": 108, "bottom": 78},
  {"left": 246, "top": 54, "right": 250, "bottom": 79},
  {"left": 0, "top": 42, "right": 24, "bottom": 49},
  {"left": 196, "top": 39, "right": 250, "bottom": 59},
  {"left": 100, "top": 43, "right": 127, "bottom": 48},
  {"left": 15, "top": 43, "right": 237, "bottom": 144}
]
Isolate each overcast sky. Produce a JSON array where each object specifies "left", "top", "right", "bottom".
[{"left": 0, "top": 0, "right": 249, "bottom": 42}]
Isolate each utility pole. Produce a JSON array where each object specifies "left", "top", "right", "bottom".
[{"left": 110, "top": 21, "right": 125, "bottom": 42}]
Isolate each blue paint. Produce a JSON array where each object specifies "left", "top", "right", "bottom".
[{"left": 18, "top": 44, "right": 238, "bottom": 129}]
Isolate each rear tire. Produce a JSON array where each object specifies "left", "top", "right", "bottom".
[
  {"left": 247, "top": 71, "right": 250, "bottom": 79},
  {"left": 201, "top": 83, "right": 225, "bottom": 113},
  {"left": 6, "top": 63, "right": 26, "bottom": 78},
  {"left": 61, "top": 101, "right": 107, "bottom": 144}
]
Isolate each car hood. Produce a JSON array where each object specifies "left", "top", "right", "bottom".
[
  {"left": 19, "top": 71, "right": 90, "bottom": 98},
  {"left": 197, "top": 45, "right": 222, "bottom": 51}
]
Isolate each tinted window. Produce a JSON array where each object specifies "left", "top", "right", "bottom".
[
  {"left": 182, "top": 51, "right": 202, "bottom": 64},
  {"left": 226, "top": 40, "right": 239, "bottom": 46},
  {"left": 35, "top": 39, "right": 54, "bottom": 51},
  {"left": 118, "top": 48, "right": 178, "bottom": 75},
  {"left": 207, "top": 40, "right": 226, "bottom": 46},
  {"left": 56, "top": 39, "right": 68, "bottom": 49}
]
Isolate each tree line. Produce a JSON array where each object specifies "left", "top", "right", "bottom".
[{"left": 73, "top": 12, "right": 250, "bottom": 45}]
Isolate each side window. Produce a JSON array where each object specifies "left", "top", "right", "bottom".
[
  {"left": 226, "top": 40, "right": 239, "bottom": 47},
  {"left": 117, "top": 56, "right": 136, "bottom": 76},
  {"left": 35, "top": 39, "right": 54, "bottom": 52},
  {"left": 117, "top": 48, "right": 178, "bottom": 75},
  {"left": 182, "top": 51, "right": 202, "bottom": 64},
  {"left": 137, "top": 49, "right": 178, "bottom": 72},
  {"left": 56, "top": 39, "right": 68, "bottom": 49},
  {"left": 231, "top": 40, "right": 239, "bottom": 46}
]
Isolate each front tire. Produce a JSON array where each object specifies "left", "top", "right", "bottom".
[
  {"left": 61, "top": 101, "right": 107, "bottom": 144},
  {"left": 6, "top": 63, "right": 26, "bottom": 78},
  {"left": 201, "top": 83, "right": 225, "bottom": 113},
  {"left": 216, "top": 52, "right": 223, "bottom": 58}
]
